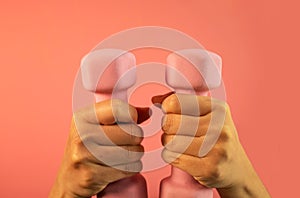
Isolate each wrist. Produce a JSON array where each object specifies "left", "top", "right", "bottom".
[
  {"left": 217, "top": 174, "right": 270, "bottom": 198},
  {"left": 49, "top": 168, "right": 78, "bottom": 198},
  {"left": 49, "top": 169, "right": 108, "bottom": 198},
  {"left": 49, "top": 179, "right": 72, "bottom": 198},
  {"left": 217, "top": 150, "right": 270, "bottom": 198}
]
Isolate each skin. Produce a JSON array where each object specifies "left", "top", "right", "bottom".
[
  {"left": 50, "top": 93, "right": 271, "bottom": 198},
  {"left": 49, "top": 99, "right": 150, "bottom": 198},
  {"left": 153, "top": 92, "right": 271, "bottom": 198}
]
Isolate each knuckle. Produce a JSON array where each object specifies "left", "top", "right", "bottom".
[
  {"left": 207, "top": 167, "right": 222, "bottom": 182},
  {"left": 78, "top": 168, "right": 96, "bottom": 188},
  {"left": 161, "top": 115, "right": 169, "bottom": 131},
  {"left": 161, "top": 148, "right": 168, "bottom": 158},
  {"left": 70, "top": 141, "right": 92, "bottom": 168},
  {"left": 219, "top": 129, "right": 231, "bottom": 142},
  {"left": 126, "top": 146, "right": 144, "bottom": 161},
  {"left": 220, "top": 124, "right": 235, "bottom": 142},
  {"left": 70, "top": 150, "right": 87, "bottom": 168},
  {"left": 213, "top": 146, "right": 229, "bottom": 162},
  {"left": 161, "top": 148, "right": 180, "bottom": 164},
  {"left": 131, "top": 125, "right": 144, "bottom": 139}
]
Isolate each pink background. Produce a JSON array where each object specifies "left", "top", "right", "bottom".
[{"left": 1, "top": 1, "right": 299, "bottom": 197}]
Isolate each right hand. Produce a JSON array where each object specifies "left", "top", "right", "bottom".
[{"left": 49, "top": 99, "right": 151, "bottom": 198}]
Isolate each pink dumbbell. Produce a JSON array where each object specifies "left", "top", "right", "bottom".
[
  {"left": 160, "top": 49, "right": 222, "bottom": 198},
  {"left": 81, "top": 49, "right": 147, "bottom": 198}
]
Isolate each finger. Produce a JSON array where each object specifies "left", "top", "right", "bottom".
[
  {"left": 163, "top": 94, "right": 213, "bottom": 116},
  {"left": 151, "top": 91, "right": 175, "bottom": 108},
  {"left": 85, "top": 123, "right": 143, "bottom": 146},
  {"left": 153, "top": 93, "right": 226, "bottom": 116},
  {"left": 86, "top": 145, "right": 144, "bottom": 166},
  {"left": 78, "top": 99, "right": 151, "bottom": 125},
  {"left": 161, "top": 149, "right": 207, "bottom": 177},
  {"left": 162, "top": 134, "right": 205, "bottom": 157},
  {"left": 76, "top": 99, "right": 137, "bottom": 125},
  {"left": 162, "top": 114, "right": 211, "bottom": 137},
  {"left": 96, "top": 99, "right": 138, "bottom": 124}
]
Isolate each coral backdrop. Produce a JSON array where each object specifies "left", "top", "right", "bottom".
[{"left": 0, "top": 1, "right": 299, "bottom": 197}]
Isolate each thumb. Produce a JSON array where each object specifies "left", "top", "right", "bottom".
[
  {"left": 151, "top": 91, "right": 175, "bottom": 108},
  {"left": 136, "top": 107, "right": 152, "bottom": 124}
]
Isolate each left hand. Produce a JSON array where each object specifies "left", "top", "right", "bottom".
[{"left": 152, "top": 92, "right": 270, "bottom": 198}]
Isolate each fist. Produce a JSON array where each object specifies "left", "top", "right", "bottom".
[
  {"left": 49, "top": 99, "right": 150, "bottom": 198},
  {"left": 153, "top": 93, "right": 251, "bottom": 189}
]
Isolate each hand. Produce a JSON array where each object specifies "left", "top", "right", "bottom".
[
  {"left": 152, "top": 92, "right": 270, "bottom": 198},
  {"left": 49, "top": 99, "right": 150, "bottom": 198}
]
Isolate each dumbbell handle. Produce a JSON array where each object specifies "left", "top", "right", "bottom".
[
  {"left": 160, "top": 49, "right": 220, "bottom": 198},
  {"left": 81, "top": 49, "right": 147, "bottom": 198},
  {"left": 159, "top": 88, "right": 213, "bottom": 198}
]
